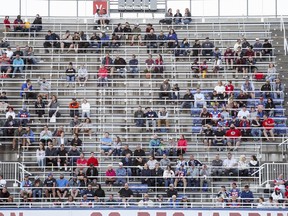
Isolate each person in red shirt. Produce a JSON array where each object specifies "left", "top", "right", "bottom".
[
  {"left": 284, "top": 186, "right": 288, "bottom": 199},
  {"left": 225, "top": 124, "right": 242, "bottom": 151},
  {"left": 225, "top": 81, "right": 234, "bottom": 95},
  {"left": 13, "top": 15, "right": 24, "bottom": 32},
  {"left": 224, "top": 47, "right": 234, "bottom": 70},
  {"left": 76, "top": 153, "right": 88, "bottom": 169},
  {"left": 86, "top": 152, "right": 99, "bottom": 167},
  {"left": 244, "top": 45, "right": 255, "bottom": 59},
  {"left": 262, "top": 114, "right": 275, "bottom": 141},
  {"left": 69, "top": 98, "right": 80, "bottom": 117},
  {"left": 98, "top": 64, "right": 108, "bottom": 87},
  {"left": 239, "top": 116, "right": 250, "bottom": 141},
  {"left": 4, "top": 16, "right": 11, "bottom": 32},
  {"left": 177, "top": 134, "right": 187, "bottom": 155}
]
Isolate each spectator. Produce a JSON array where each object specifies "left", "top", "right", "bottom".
[
  {"left": 36, "top": 143, "right": 45, "bottom": 169},
  {"left": 39, "top": 125, "right": 52, "bottom": 145},
  {"left": 271, "top": 187, "right": 283, "bottom": 203},
  {"left": 159, "top": 79, "right": 171, "bottom": 100},
  {"left": 163, "top": 165, "right": 175, "bottom": 187},
  {"left": 167, "top": 29, "right": 178, "bottom": 49},
  {"left": 114, "top": 55, "right": 127, "bottom": 77},
  {"left": 249, "top": 155, "right": 260, "bottom": 176},
  {"left": 37, "top": 77, "right": 51, "bottom": 100},
  {"left": 128, "top": 54, "right": 139, "bottom": 76},
  {"left": 202, "top": 37, "right": 214, "bottom": 56},
  {"left": 78, "top": 118, "right": 93, "bottom": 139},
  {"left": 225, "top": 124, "right": 241, "bottom": 151},
  {"left": 223, "top": 152, "right": 238, "bottom": 176},
  {"left": 70, "top": 133, "right": 82, "bottom": 147},
  {"left": 45, "top": 141, "right": 57, "bottom": 167},
  {"left": 44, "top": 173, "right": 56, "bottom": 199},
  {"left": 121, "top": 153, "right": 133, "bottom": 176},
  {"left": 239, "top": 116, "right": 250, "bottom": 140},
  {"left": 70, "top": 116, "right": 81, "bottom": 134},
  {"left": 265, "top": 98, "right": 275, "bottom": 117},
  {"left": 224, "top": 47, "right": 234, "bottom": 70},
  {"left": 240, "top": 185, "right": 254, "bottom": 207},
  {"left": 251, "top": 116, "right": 262, "bottom": 141},
  {"left": 238, "top": 155, "right": 249, "bottom": 176},
  {"left": 177, "top": 134, "right": 187, "bottom": 155},
  {"left": 141, "top": 163, "right": 152, "bottom": 187},
  {"left": 235, "top": 56, "right": 246, "bottom": 78},
  {"left": 43, "top": 30, "right": 60, "bottom": 53},
  {"left": 173, "top": 9, "right": 182, "bottom": 24},
  {"left": 0, "top": 52, "right": 12, "bottom": 78},
  {"left": 157, "top": 107, "right": 169, "bottom": 131},
  {"left": 105, "top": 165, "right": 116, "bottom": 189},
  {"left": 211, "top": 154, "right": 223, "bottom": 178},
  {"left": 89, "top": 33, "right": 100, "bottom": 50},
  {"left": 17, "top": 107, "right": 30, "bottom": 127},
  {"left": 78, "top": 31, "right": 89, "bottom": 53},
  {"left": 147, "top": 155, "right": 158, "bottom": 170},
  {"left": 30, "top": 14, "right": 42, "bottom": 32},
  {"left": 172, "top": 83, "right": 180, "bottom": 101},
  {"left": 183, "top": 8, "right": 192, "bottom": 25},
  {"left": 87, "top": 152, "right": 99, "bottom": 167},
  {"left": 13, "top": 15, "right": 24, "bottom": 31},
  {"left": 68, "top": 145, "right": 80, "bottom": 167},
  {"left": 201, "top": 124, "right": 213, "bottom": 149},
  {"left": 179, "top": 89, "right": 194, "bottom": 113},
  {"left": 155, "top": 54, "right": 164, "bottom": 75},
  {"left": 81, "top": 99, "right": 90, "bottom": 118},
  {"left": 60, "top": 30, "right": 73, "bottom": 53},
  {"left": 100, "top": 132, "right": 113, "bottom": 156},
  {"left": 134, "top": 106, "right": 145, "bottom": 127},
  {"left": 56, "top": 174, "right": 69, "bottom": 200},
  {"left": 187, "top": 163, "right": 200, "bottom": 190},
  {"left": 200, "top": 59, "right": 208, "bottom": 78},
  {"left": 273, "top": 78, "right": 284, "bottom": 99},
  {"left": 274, "top": 173, "right": 286, "bottom": 194},
  {"left": 262, "top": 114, "right": 275, "bottom": 141},
  {"left": 69, "top": 98, "right": 80, "bottom": 118},
  {"left": 217, "top": 186, "right": 229, "bottom": 202},
  {"left": 144, "top": 54, "right": 155, "bottom": 75},
  {"left": 65, "top": 62, "right": 76, "bottom": 87},
  {"left": 57, "top": 144, "right": 68, "bottom": 170},
  {"left": 12, "top": 54, "right": 24, "bottom": 78},
  {"left": 76, "top": 153, "right": 87, "bottom": 170},
  {"left": 213, "top": 125, "right": 226, "bottom": 150},
  {"left": 130, "top": 24, "right": 143, "bottom": 46},
  {"left": 200, "top": 107, "right": 212, "bottom": 126},
  {"left": 145, "top": 29, "right": 157, "bottom": 54},
  {"left": 194, "top": 88, "right": 206, "bottom": 108},
  {"left": 254, "top": 38, "right": 262, "bottom": 58},
  {"left": 20, "top": 174, "right": 32, "bottom": 198},
  {"left": 159, "top": 8, "right": 173, "bottom": 25},
  {"left": 157, "top": 31, "right": 167, "bottom": 50},
  {"left": 262, "top": 39, "right": 272, "bottom": 56},
  {"left": 266, "top": 63, "right": 277, "bottom": 82},
  {"left": 151, "top": 163, "right": 164, "bottom": 187},
  {"left": 225, "top": 80, "right": 234, "bottom": 96},
  {"left": 145, "top": 107, "right": 158, "bottom": 132},
  {"left": 118, "top": 183, "right": 134, "bottom": 203},
  {"left": 76, "top": 65, "right": 88, "bottom": 87},
  {"left": 192, "top": 39, "right": 201, "bottom": 57},
  {"left": 261, "top": 80, "right": 272, "bottom": 99},
  {"left": 98, "top": 64, "right": 108, "bottom": 87},
  {"left": 138, "top": 193, "right": 154, "bottom": 207},
  {"left": 3, "top": 16, "right": 11, "bottom": 32}
]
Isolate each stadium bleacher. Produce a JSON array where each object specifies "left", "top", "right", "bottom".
[{"left": 0, "top": 9, "right": 287, "bottom": 210}]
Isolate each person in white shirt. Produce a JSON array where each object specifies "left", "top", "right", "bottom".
[
  {"left": 194, "top": 88, "right": 206, "bottom": 108},
  {"left": 223, "top": 152, "right": 238, "bottom": 176},
  {"left": 214, "top": 81, "right": 225, "bottom": 95},
  {"left": 157, "top": 107, "right": 169, "bottom": 131},
  {"left": 6, "top": 106, "right": 15, "bottom": 119},
  {"left": 163, "top": 165, "right": 175, "bottom": 187},
  {"left": 237, "top": 106, "right": 250, "bottom": 119},
  {"left": 81, "top": 99, "right": 90, "bottom": 118},
  {"left": 233, "top": 39, "right": 242, "bottom": 52},
  {"left": 271, "top": 187, "right": 283, "bottom": 203},
  {"left": 94, "top": 9, "right": 101, "bottom": 30},
  {"left": 5, "top": 47, "right": 13, "bottom": 59},
  {"left": 77, "top": 65, "right": 88, "bottom": 87},
  {"left": 138, "top": 193, "right": 154, "bottom": 207},
  {"left": 100, "top": 8, "right": 110, "bottom": 30}
]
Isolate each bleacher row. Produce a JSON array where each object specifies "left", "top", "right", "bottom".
[{"left": 0, "top": 16, "right": 287, "bottom": 208}]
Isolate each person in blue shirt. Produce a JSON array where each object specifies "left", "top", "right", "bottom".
[
  {"left": 202, "top": 37, "right": 214, "bottom": 56},
  {"left": 116, "top": 162, "right": 127, "bottom": 185},
  {"left": 12, "top": 54, "right": 24, "bottom": 78},
  {"left": 128, "top": 54, "right": 139, "bottom": 75},
  {"left": 157, "top": 31, "right": 167, "bottom": 48},
  {"left": 240, "top": 185, "right": 254, "bottom": 207},
  {"left": 100, "top": 132, "right": 113, "bottom": 156},
  {"left": 149, "top": 134, "right": 160, "bottom": 156},
  {"left": 167, "top": 29, "right": 178, "bottom": 49},
  {"left": 229, "top": 182, "right": 240, "bottom": 199},
  {"left": 100, "top": 31, "right": 110, "bottom": 48},
  {"left": 56, "top": 173, "right": 69, "bottom": 200},
  {"left": 22, "top": 126, "right": 35, "bottom": 149},
  {"left": 180, "top": 38, "right": 190, "bottom": 56},
  {"left": 145, "top": 107, "right": 158, "bottom": 132},
  {"left": 17, "top": 107, "right": 30, "bottom": 127},
  {"left": 20, "top": 79, "right": 36, "bottom": 99},
  {"left": 20, "top": 174, "right": 33, "bottom": 198}
]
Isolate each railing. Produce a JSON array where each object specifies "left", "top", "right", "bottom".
[
  {"left": 0, "top": 162, "right": 22, "bottom": 184},
  {"left": 258, "top": 162, "right": 288, "bottom": 186},
  {"left": 280, "top": 15, "right": 288, "bottom": 56}
]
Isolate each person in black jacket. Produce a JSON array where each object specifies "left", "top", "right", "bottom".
[
  {"left": 78, "top": 31, "right": 89, "bottom": 53},
  {"left": 30, "top": 14, "right": 42, "bottom": 32},
  {"left": 43, "top": 30, "right": 60, "bottom": 53},
  {"left": 114, "top": 55, "right": 127, "bottom": 77},
  {"left": 94, "top": 184, "right": 105, "bottom": 200},
  {"left": 45, "top": 142, "right": 57, "bottom": 166},
  {"left": 145, "top": 29, "right": 157, "bottom": 54},
  {"left": 35, "top": 96, "right": 45, "bottom": 122},
  {"left": 151, "top": 163, "right": 164, "bottom": 187},
  {"left": 86, "top": 163, "right": 98, "bottom": 183},
  {"left": 179, "top": 89, "right": 194, "bottom": 113}
]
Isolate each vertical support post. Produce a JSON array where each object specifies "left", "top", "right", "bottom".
[
  {"left": 190, "top": 0, "right": 192, "bottom": 16},
  {"left": 246, "top": 0, "right": 249, "bottom": 17},
  {"left": 76, "top": 0, "right": 79, "bottom": 19},
  {"left": 48, "top": 0, "right": 51, "bottom": 17},
  {"left": 218, "top": 0, "right": 220, "bottom": 17},
  {"left": 275, "top": 0, "right": 277, "bottom": 18},
  {"left": 19, "top": 0, "right": 21, "bottom": 15}
]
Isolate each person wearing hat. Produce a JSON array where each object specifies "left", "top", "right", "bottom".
[
  {"left": 44, "top": 173, "right": 56, "bottom": 199},
  {"left": 17, "top": 106, "right": 30, "bottom": 127},
  {"left": 239, "top": 116, "right": 250, "bottom": 141},
  {"left": 202, "top": 36, "right": 214, "bottom": 56},
  {"left": 116, "top": 162, "right": 127, "bottom": 185},
  {"left": 213, "top": 125, "right": 226, "bottom": 150},
  {"left": 225, "top": 124, "right": 242, "bottom": 151},
  {"left": 60, "top": 30, "right": 73, "bottom": 53},
  {"left": 239, "top": 185, "right": 254, "bottom": 206},
  {"left": 20, "top": 174, "right": 32, "bottom": 198},
  {"left": 254, "top": 38, "right": 263, "bottom": 59},
  {"left": 271, "top": 187, "right": 283, "bottom": 203},
  {"left": 251, "top": 116, "right": 262, "bottom": 141}
]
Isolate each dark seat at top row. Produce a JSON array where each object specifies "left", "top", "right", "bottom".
[{"left": 118, "top": 0, "right": 158, "bottom": 12}]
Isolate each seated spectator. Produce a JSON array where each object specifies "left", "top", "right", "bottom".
[
  {"left": 202, "top": 37, "right": 214, "bottom": 56},
  {"left": 200, "top": 107, "right": 212, "bottom": 126},
  {"left": 174, "top": 164, "right": 187, "bottom": 189},
  {"left": 262, "top": 114, "right": 275, "bottom": 141},
  {"left": 30, "top": 14, "right": 42, "bottom": 32},
  {"left": 155, "top": 54, "right": 164, "bottom": 75},
  {"left": 163, "top": 165, "right": 175, "bottom": 187},
  {"left": 22, "top": 126, "right": 35, "bottom": 150},
  {"left": 172, "top": 83, "right": 180, "bottom": 101},
  {"left": 12, "top": 54, "right": 24, "bottom": 78},
  {"left": 224, "top": 47, "right": 234, "bottom": 70},
  {"left": 87, "top": 152, "right": 99, "bottom": 167},
  {"left": 69, "top": 98, "right": 80, "bottom": 118},
  {"left": 56, "top": 174, "right": 69, "bottom": 200},
  {"left": 134, "top": 106, "right": 145, "bottom": 127},
  {"left": 265, "top": 98, "right": 275, "bottom": 117},
  {"left": 159, "top": 79, "right": 171, "bottom": 100},
  {"left": 223, "top": 152, "right": 238, "bottom": 176},
  {"left": 17, "top": 107, "right": 30, "bottom": 127},
  {"left": 78, "top": 31, "right": 89, "bottom": 53},
  {"left": 43, "top": 30, "right": 60, "bottom": 53},
  {"left": 159, "top": 8, "right": 173, "bottom": 25},
  {"left": 65, "top": 62, "right": 76, "bottom": 87},
  {"left": 105, "top": 165, "right": 116, "bottom": 189},
  {"left": 121, "top": 153, "right": 133, "bottom": 176},
  {"left": 70, "top": 116, "right": 80, "bottom": 134},
  {"left": 20, "top": 79, "right": 37, "bottom": 100},
  {"left": 211, "top": 154, "right": 223, "bottom": 177},
  {"left": 13, "top": 15, "right": 24, "bottom": 32},
  {"left": 36, "top": 143, "right": 46, "bottom": 169},
  {"left": 20, "top": 174, "right": 32, "bottom": 198},
  {"left": 199, "top": 59, "right": 208, "bottom": 78},
  {"left": 238, "top": 155, "right": 249, "bottom": 176},
  {"left": 89, "top": 33, "right": 100, "bottom": 50},
  {"left": 12, "top": 125, "right": 26, "bottom": 150},
  {"left": 225, "top": 124, "right": 241, "bottom": 151},
  {"left": 45, "top": 141, "right": 57, "bottom": 166},
  {"left": 60, "top": 30, "right": 73, "bottom": 53},
  {"left": 130, "top": 24, "right": 143, "bottom": 46},
  {"left": 157, "top": 107, "right": 169, "bottom": 132},
  {"left": 173, "top": 9, "right": 182, "bottom": 24},
  {"left": 261, "top": 80, "right": 272, "bottom": 99},
  {"left": 81, "top": 99, "right": 90, "bottom": 119},
  {"left": 70, "top": 133, "right": 82, "bottom": 147},
  {"left": 201, "top": 124, "right": 213, "bottom": 149},
  {"left": 128, "top": 54, "right": 139, "bottom": 76},
  {"left": 116, "top": 162, "right": 127, "bottom": 185},
  {"left": 32, "top": 177, "right": 43, "bottom": 201},
  {"left": 157, "top": 31, "right": 167, "bottom": 50},
  {"left": 145, "top": 107, "right": 158, "bottom": 132},
  {"left": 40, "top": 125, "right": 52, "bottom": 145},
  {"left": 44, "top": 173, "right": 56, "bottom": 199},
  {"left": 77, "top": 118, "right": 93, "bottom": 139},
  {"left": 149, "top": 134, "right": 160, "bottom": 156},
  {"left": 179, "top": 89, "right": 194, "bottom": 113},
  {"left": 144, "top": 54, "right": 155, "bottom": 74},
  {"left": 262, "top": 39, "right": 272, "bottom": 56},
  {"left": 217, "top": 186, "right": 229, "bottom": 202},
  {"left": 177, "top": 134, "right": 187, "bottom": 155},
  {"left": 68, "top": 145, "right": 80, "bottom": 167},
  {"left": 239, "top": 116, "right": 250, "bottom": 141},
  {"left": 225, "top": 80, "right": 234, "bottom": 96},
  {"left": 100, "top": 8, "right": 110, "bottom": 29},
  {"left": 0, "top": 52, "right": 13, "bottom": 78},
  {"left": 213, "top": 125, "right": 226, "bottom": 150},
  {"left": 114, "top": 55, "right": 127, "bottom": 77},
  {"left": 266, "top": 63, "right": 277, "bottom": 82},
  {"left": 77, "top": 65, "right": 88, "bottom": 87},
  {"left": 37, "top": 77, "right": 51, "bottom": 100},
  {"left": 192, "top": 39, "right": 201, "bottom": 57},
  {"left": 113, "top": 23, "right": 124, "bottom": 40},
  {"left": 101, "top": 53, "right": 114, "bottom": 76},
  {"left": 271, "top": 187, "right": 283, "bottom": 203},
  {"left": 193, "top": 88, "right": 206, "bottom": 108},
  {"left": 273, "top": 78, "right": 284, "bottom": 99},
  {"left": 249, "top": 155, "right": 260, "bottom": 176},
  {"left": 241, "top": 79, "right": 255, "bottom": 99},
  {"left": 57, "top": 144, "right": 68, "bottom": 170},
  {"left": 244, "top": 56, "right": 257, "bottom": 77},
  {"left": 145, "top": 29, "right": 157, "bottom": 54},
  {"left": 98, "top": 64, "right": 108, "bottom": 87},
  {"left": 167, "top": 29, "right": 178, "bottom": 50},
  {"left": 118, "top": 183, "right": 134, "bottom": 204},
  {"left": 110, "top": 33, "right": 120, "bottom": 48},
  {"left": 199, "top": 164, "right": 211, "bottom": 192},
  {"left": 235, "top": 56, "right": 245, "bottom": 78},
  {"left": 254, "top": 38, "right": 262, "bottom": 59},
  {"left": 183, "top": 8, "right": 192, "bottom": 25},
  {"left": 141, "top": 163, "right": 152, "bottom": 186},
  {"left": 3, "top": 16, "right": 11, "bottom": 32},
  {"left": 138, "top": 193, "right": 154, "bottom": 207},
  {"left": 76, "top": 153, "right": 87, "bottom": 170},
  {"left": 100, "top": 132, "right": 113, "bottom": 156},
  {"left": 151, "top": 163, "right": 164, "bottom": 187},
  {"left": 240, "top": 185, "right": 254, "bottom": 207}
]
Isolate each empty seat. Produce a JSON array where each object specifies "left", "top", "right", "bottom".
[
  {"left": 142, "top": 0, "right": 150, "bottom": 10},
  {"left": 118, "top": 0, "right": 125, "bottom": 11},
  {"left": 134, "top": 0, "right": 142, "bottom": 10},
  {"left": 126, "top": 0, "right": 134, "bottom": 11},
  {"left": 150, "top": 0, "right": 157, "bottom": 11}
]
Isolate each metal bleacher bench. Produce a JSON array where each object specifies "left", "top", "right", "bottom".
[{"left": 118, "top": 0, "right": 159, "bottom": 12}]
